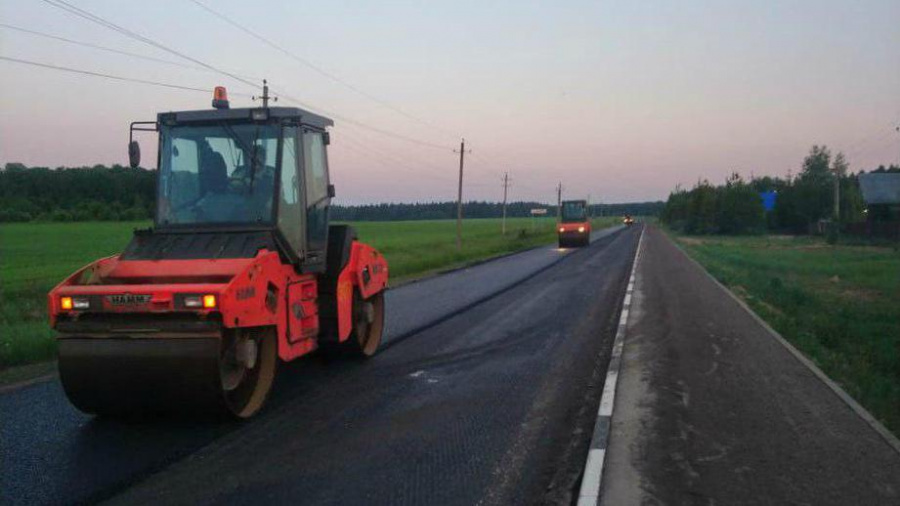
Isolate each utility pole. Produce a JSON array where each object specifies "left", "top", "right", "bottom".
[
  {"left": 833, "top": 169, "right": 840, "bottom": 221},
  {"left": 453, "top": 139, "right": 470, "bottom": 251},
  {"left": 556, "top": 182, "right": 563, "bottom": 222},
  {"left": 253, "top": 79, "right": 277, "bottom": 108},
  {"left": 832, "top": 152, "right": 848, "bottom": 221},
  {"left": 501, "top": 172, "right": 510, "bottom": 235}
]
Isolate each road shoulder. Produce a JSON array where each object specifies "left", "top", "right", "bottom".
[
  {"left": 0, "top": 360, "right": 57, "bottom": 392},
  {"left": 602, "top": 226, "right": 900, "bottom": 505}
]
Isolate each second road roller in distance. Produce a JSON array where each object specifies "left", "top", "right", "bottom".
[
  {"left": 557, "top": 199, "right": 591, "bottom": 247},
  {"left": 48, "top": 86, "right": 388, "bottom": 418}
]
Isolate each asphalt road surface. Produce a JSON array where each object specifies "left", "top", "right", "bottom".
[
  {"left": 1, "top": 225, "right": 637, "bottom": 506},
  {"left": 602, "top": 227, "right": 900, "bottom": 505}
]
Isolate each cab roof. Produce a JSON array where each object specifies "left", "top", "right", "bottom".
[{"left": 158, "top": 106, "right": 333, "bottom": 130}]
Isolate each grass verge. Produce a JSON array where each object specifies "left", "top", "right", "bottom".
[
  {"left": 673, "top": 233, "right": 900, "bottom": 436},
  {"left": 0, "top": 217, "right": 617, "bottom": 370}
]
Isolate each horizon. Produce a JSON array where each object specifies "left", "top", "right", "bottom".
[{"left": 1, "top": 0, "right": 898, "bottom": 205}]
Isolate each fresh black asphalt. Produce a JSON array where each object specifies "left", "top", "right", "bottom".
[{"left": 0, "top": 226, "right": 635, "bottom": 506}]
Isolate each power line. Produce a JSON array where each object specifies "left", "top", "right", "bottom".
[
  {"left": 339, "top": 128, "right": 456, "bottom": 175},
  {"left": 338, "top": 133, "right": 490, "bottom": 188},
  {"left": 339, "top": 133, "right": 455, "bottom": 183},
  {"left": 186, "top": 0, "right": 459, "bottom": 139},
  {"left": 40, "top": 0, "right": 454, "bottom": 152},
  {"left": 40, "top": 0, "right": 259, "bottom": 89},
  {"left": 0, "top": 55, "right": 236, "bottom": 95},
  {"left": 273, "top": 89, "right": 452, "bottom": 151},
  {"left": 0, "top": 22, "right": 261, "bottom": 82},
  {"left": 336, "top": 141, "right": 457, "bottom": 197}
]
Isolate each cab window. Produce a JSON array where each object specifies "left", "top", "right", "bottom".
[
  {"left": 302, "top": 130, "right": 330, "bottom": 266},
  {"left": 277, "top": 126, "right": 304, "bottom": 255},
  {"left": 303, "top": 131, "right": 329, "bottom": 205}
]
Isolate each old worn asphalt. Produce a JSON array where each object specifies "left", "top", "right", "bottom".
[
  {"left": 602, "top": 227, "right": 900, "bottom": 505},
  {"left": 1, "top": 226, "right": 636, "bottom": 506}
]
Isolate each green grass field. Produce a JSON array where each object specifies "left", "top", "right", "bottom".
[
  {"left": 0, "top": 217, "right": 617, "bottom": 369},
  {"left": 675, "top": 234, "right": 900, "bottom": 436}
]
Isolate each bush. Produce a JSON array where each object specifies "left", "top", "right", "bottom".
[{"left": 50, "top": 210, "right": 73, "bottom": 222}]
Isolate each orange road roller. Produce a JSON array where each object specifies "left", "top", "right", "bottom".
[
  {"left": 558, "top": 199, "right": 591, "bottom": 247},
  {"left": 48, "top": 87, "right": 388, "bottom": 418}
]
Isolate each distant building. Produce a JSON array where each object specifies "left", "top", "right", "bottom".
[
  {"left": 855, "top": 173, "right": 900, "bottom": 239},
  {"left": 859, "top": 173, "right": 900, "bottom": 206}
]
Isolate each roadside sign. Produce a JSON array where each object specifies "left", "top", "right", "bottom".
[{"left": 529, "top": 208, "right": 548, "bottom": 231}]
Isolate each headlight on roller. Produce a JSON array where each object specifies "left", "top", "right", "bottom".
[
  {"left": 559, "top": 227, "right": 565, "bottom": 233},
  {"left": 183, "top": 294, "right": 217, "bottom": 309},
  {"left": 578, "top": 226, "right": 585, "bottom": 233},
  {"left": 61, "top": 296, "right": 90, "bottom": 310}
]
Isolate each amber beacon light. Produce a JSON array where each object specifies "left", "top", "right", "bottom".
[{"left": 212, "top": 86, "right": 229, "bottom": 109}]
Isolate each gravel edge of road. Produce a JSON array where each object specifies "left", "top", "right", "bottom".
[
  {"left": 666, "top": 230, "right": 900, "bottom": 457},
  {"left": 0, "top": 361, "right": 58, "bottom": 392}
]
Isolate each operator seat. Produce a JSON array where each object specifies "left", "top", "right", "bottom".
[{"left": 198, "top": 143, "right": 228, "bottom": 196}]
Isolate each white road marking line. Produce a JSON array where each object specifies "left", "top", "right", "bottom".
[
  {"left": 598, "top": 373, "right": 618, "bottom": 417},
  {"left": 577, "top": 449, "right": 606, "bottom": 504},
  {"left": 577, "top": 227, "right": 645, "bottom": 505}
]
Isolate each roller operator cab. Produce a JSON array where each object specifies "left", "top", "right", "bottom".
[
  {"left": 558, "top": 200, "right": 591, "bottom": 247},
  {"left": 48, "top": 88, "right": 389, "bottom": 419}
]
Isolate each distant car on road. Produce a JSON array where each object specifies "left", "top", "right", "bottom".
[{"left": 623, "top": 215, "right": 635, "bottom": 226}]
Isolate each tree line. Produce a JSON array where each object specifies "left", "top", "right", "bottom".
[
  {"left": 331, "top": 201, "right": 663, "bottom": 222},
  {"left": 660, "top": 145, "right": 899, "bottom": 235},
  {"left": 0, "top": 163, "right": 663, "bottom": 223},
  {"left": 0, "top": 163, "right": 156, "bottom": 222}
]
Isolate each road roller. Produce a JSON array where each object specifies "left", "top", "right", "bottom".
[
  {"left": 47, "top": 87, "right": 388, "bottom": 418},
  {"left": 557, "top": 199, "right": 591, "bottom": 247}
]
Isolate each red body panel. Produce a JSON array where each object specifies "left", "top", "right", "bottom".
[
  {"left": 49, "top": 242, "right": 389, "bottom": 363},
  {"left": 335, "top": 241, "right": 389, "bottom": 342}
]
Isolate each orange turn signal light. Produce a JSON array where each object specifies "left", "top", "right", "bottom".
[
  {"left": 202, "top": 294, "right": 217, "bottom": 309},
  {"left": 60, "top": 296, "right": 73, "bottom": 310}
]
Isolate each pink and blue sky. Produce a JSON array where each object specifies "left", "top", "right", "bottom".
[{"left": 1, "top": 0, "right": 898, "bottom": 204}]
